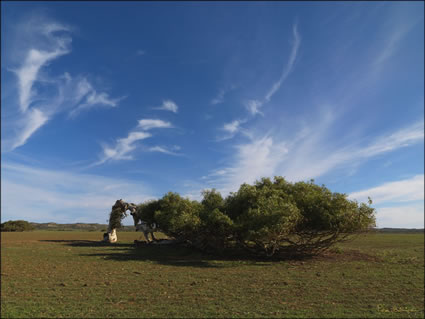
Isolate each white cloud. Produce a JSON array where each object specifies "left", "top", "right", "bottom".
[
  {"left": 217, "top": 119, "right": 251, "bottom": 141},
  {"left": 348, "top": 175, "right": 424, "bottom": 205},
  {"left": 217, "top": 119, "right": 252, "bottom": 141},
  {"left": 373, "top": 28, "right": 406, "bottom": 69},
  {"left": 138, "top": 119, "right": 173, "bottom": 130},
  {"left": 375, "top": 204, "right": 424, "bottom": 228},
  {"left": 209, "top": 136, "right": 288, "bottom": 194},
  {"left": 211, "top": 89, "right": 227, "bottom": 105},
  {"left": 75, "top": 76, "right": 92, "bottom": 101},
  {"left": 349, "top": 175, "right": 424, "bottom": 228},
  {"left": 244, "top": 23, "right": 301, "bottom": 116},
  {"left": 208, "top": 120, "right": 424, "bottom": 195},
  {"left": 12, "top": 20, "right": 72, "bottom": 114},
  {"left": 96, "top": 118, "right": 175, "bottom": 165},
  {"left": 1, "top": 162, "right": 155, "bottom": 224},
  {"left": 223, "top": 120, "right": 242, "bottom": 134},
  {"left": 372, "top": 13, "right": 420, "bottom": 74},
  {"left": 42, "top": 22, "right": 70, "bottom": 36},
  {"left": 15, "top": 48, "right": 69, "bottom": 113},
  {"left": 153, "top": 100, "right": 178, "bottom": 113},
  {"left": 357, "top": 121, "right": 424, "bottom": 157},
  {"left": 12, "top": 108, "right": 49, "bottom": 149},
  {"left": 211, "top": 85, "right": 237, "bottom": 105},
  {"left": 264, "top": 24, "right": 301, "bottom": 103},
  {"left": 68, "top": 77, "right": 126, "bottom": 117},
  {"left": 201, "top": 169, "right": 229, "bottom": 180},
  {"left": 244, "top": 99, "right": 264, "bottom": 116},
  {"left": 86, "top": 91, "right": 120, "bottom": 107},
  {"left": 282, "top": 120, "right": 424, "bottom": 182},
  {"left": 98, "top": 131, "right": 152, "bottom": 165},
  {"left": 4, "top": 17, "right": 125, "bottom": 151},
  {"left": 148, "top": 146, "right": 181, "bottom": 156}
]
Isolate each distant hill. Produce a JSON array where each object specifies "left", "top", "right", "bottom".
[
  {"left": 375, "top": 228, "right": 424, "bottom": 233},
  {"left": 9, "top": 222, "right": 424, "bottom": 234},
  {"left": 29, "top": 222, "right": 136, "bottom": 232}
]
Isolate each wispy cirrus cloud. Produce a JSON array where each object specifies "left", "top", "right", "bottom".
[
  {"left": 211, "top": 13, "right": 422, "bottom": 196},
  {"left": 148, "top": 146, "right": 182, "bottom": 156},
  {"left": 244, "top": 99, "right": 264, "bottom": 117},
  {"left": 210, "top": 136, "right": 288, "bottom": 194},
  {"left": 138, "top": 119, "right": 173, "bottom": 130},
  {"left": 68, "top": 77, "right": 126, "bottom": 117},
  {"left": 12, "top": 108, "right": 49, "bottom": 149},
  {"left": 5, "top": 19, "right": 71, "bottom": 151},
  {"left": 2, "top": 161, "right": 155, "bottom": 224},
  {"left": 373, "top": 204, "right": 424, "bottom": 228},
  {"left": 201, "top": 169, "right": 228, "bottom": 180},
  {"left": 12, "top": 21, "right": 72, "bottom": 113},
  {"left": 357, "top": 121, "right": 425, "bottom": 157},
  {"left": 98, "top": 131, "right": 152, "bottom": 164},
  {"left": 211, "top": 88, "right": 227, "bottom": 105},
  {"left": 349, "top": 175, "right": 424, "bottom": 228},
  {"left": 211, "top": 85, "right": 237, "bottom": 105},
  {"left": 3, "top": 15, "right": 125, "bottom": 151},
  {"left": 207, "top": 119, "right": 424, "bottom": 195},
  {"left": 264, "top": 24, "right": 301, "bottom": 103},
  {"left": 216, "top": 119, "right": 250, "bottom": 141},
  {"left": 348, "top": 175, "right": 424, "bottom": 205},
  {"left": 96, "top": 118, "right": 175, "bottom": 165},
  {"left": 371, "top": 8, "right": 422, "bottom": 75},
  {"left": 244, "top": 23, "right": 301, "bottom": 116},
  {"left": 15, "top": 48, "right": 69, "bottom": 113},
  {"left": 152, "top": 100, "right": 178, "bottom": 113},
  {"left": 278, "top": 120, "right": 424, "bottom": 183},
  {"left": 223, "top": 120, "right": 243, "bottom": 134}
]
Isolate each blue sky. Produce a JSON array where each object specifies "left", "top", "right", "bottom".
[{"left": 2, "top": 2, "right": 424, "bottom": 228}]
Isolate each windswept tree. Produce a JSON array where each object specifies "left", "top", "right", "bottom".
[
  {"left": 223, "top": 177, "right": 375, "bottom": 257},
  {"left": 133, "top": 176, "right": 376, "bottom": 258}
]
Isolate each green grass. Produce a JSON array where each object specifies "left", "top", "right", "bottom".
[{"left": 1, "top": 231, "right": 424, "bottom": 318}]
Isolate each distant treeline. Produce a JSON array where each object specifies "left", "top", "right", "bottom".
[
  {"left": 1, "top": 221, "right": 136, "bottom": 232},
  {"left": 1, "top": 220, "right": 35, "bottom": 232},
  {"left": 2, "top": 220, "right": 422, "bottom": 234},
  {"left": 376, "top": 228, "right": 424, "bottom": 233}
]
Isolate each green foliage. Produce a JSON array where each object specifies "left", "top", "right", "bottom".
[
  {"left": 134, "top": 200, "right": 162, "bottom": 225},
  {"left": 107, "top": 208, "right": 123, "bottom": 229},
  {"left": 201, "top": 189, "right": 224, "bottom": 213},
  {"left": 1, "top": 220, "right": 35, "bottom": 232},
  {"left": 226, "top": 177, "right": 376, "bottom": 256},
  {"left": 153, "top": 192, "right": 202, "bottom": 242},
  {"left": 196, "top": 189, "right": 233, "bottom": 251},
  {"left": 134, "top": 177, "right": 376, "bottom": 257}
]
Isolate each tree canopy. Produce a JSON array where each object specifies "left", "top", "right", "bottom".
[{"left": 132, "top": 177, "right": 376, "bottom": 257}]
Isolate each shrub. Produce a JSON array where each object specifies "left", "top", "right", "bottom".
[
  {"left": 225, "top": 177, "right": 375, "bottom": 257},
  {"left": 135, "top": 177, "right": 376, "bottom": 258},
  {"left": 153, "top": 192, "right": 202, "bottom": 243},
  {"left": 196, "top": 189, "right": 234, "bottom": 252},
  {"left": 225, "top": 181, "right": 302, "bottom": 256},
  {"left": 1, "top": 220, "right": 35, "bottom": 232},
  {"left": 134, "top": 200, "right": 162, "bottom": 225}
]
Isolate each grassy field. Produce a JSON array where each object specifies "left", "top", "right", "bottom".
[{"left": 1, "top": 231, "right": 423, "bottom": 318}]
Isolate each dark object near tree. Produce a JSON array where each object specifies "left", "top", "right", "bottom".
[
  {"left": 132, "top": 176, "right": 376, "bottom": 258},
  {"left": 1, "top": 220, "right": 35, "bottom": 232},
  {"left": 103, "top": 199, "right": 138, "bottom": 243}
]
